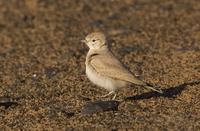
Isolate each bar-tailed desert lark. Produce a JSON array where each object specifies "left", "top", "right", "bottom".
[{"left": 82, "top": 32, "right": 163, "bottom": 100}]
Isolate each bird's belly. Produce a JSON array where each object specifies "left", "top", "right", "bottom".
[{"left": 86, "top": 67, "right": 127, "bottom": 92}]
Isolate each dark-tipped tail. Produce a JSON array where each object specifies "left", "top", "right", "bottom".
[
  {"left": 144, "top": 83, "right": 163, "bottom": 94},
  {"left": 145, "top": 85, "right": 163, "bottom": 93}
]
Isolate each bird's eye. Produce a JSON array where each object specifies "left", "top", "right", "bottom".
[{"left": 92, "top": 39, "right": 96, "bottom": 42}]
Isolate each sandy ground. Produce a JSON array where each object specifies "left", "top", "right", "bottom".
[{"left": 0, "top": 0, "right": 200, "bottom": 130}]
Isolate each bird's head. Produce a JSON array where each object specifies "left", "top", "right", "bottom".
[{"left": 81, "top": 32, "right": 107, "bottom": 50}]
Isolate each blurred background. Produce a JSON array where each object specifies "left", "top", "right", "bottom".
[{"left": 0, "top": 0, "right": 200, "bottom": 130}]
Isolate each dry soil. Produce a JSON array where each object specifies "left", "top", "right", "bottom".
[{"left": 0, "top": 0, "right": 200, "bottom": 130}]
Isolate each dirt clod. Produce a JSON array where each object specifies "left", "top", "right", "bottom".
[{"left": 82, "top": 100, "right": 119, "bottom": 114}]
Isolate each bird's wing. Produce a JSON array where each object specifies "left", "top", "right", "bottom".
[{"left": 90, "top": 52, "right": 145, "bottom": 85}]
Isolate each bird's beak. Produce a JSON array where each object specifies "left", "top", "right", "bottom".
[{"left": 81, "top": 39, "right": 87, "bottom": 43}]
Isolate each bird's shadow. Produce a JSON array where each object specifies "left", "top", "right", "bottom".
[{"left": 125, "top": 80, "right": 200, "bottom": 100}]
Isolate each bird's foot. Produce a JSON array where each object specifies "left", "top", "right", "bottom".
[{"left": 100, "top": 91, "right": 117, "bottom": 100}]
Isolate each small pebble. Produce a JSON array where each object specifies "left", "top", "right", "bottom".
[
  {"left": 32, "top": 74, "right": 37, "bottom": 77},
  {"left": 45, "top": 67, "right": 59, "bottom": 78}
]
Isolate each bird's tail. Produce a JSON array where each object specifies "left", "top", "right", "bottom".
[
  {"left": 130, "top": 77, "right": 163, "bottom": 93},
  {"left": 144, "top": 83, "right": 163, "bottom": 94},
  {"left": 144, "top": 85, "right": 163, "bottom": 94}
]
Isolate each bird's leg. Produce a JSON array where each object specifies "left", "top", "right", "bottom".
[
  {"left": 100, "top": 91, "right": 117, "bottom": 100},
  {"left": 112, "top": 93, "right": 117, "bottom": 100},
  {"left": 100, "top": 91, "right": 114, "bottom": 98}
]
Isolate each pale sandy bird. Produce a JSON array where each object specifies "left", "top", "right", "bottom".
[{"left": 82, "top": 32, "right": 163, "bottom": 100}]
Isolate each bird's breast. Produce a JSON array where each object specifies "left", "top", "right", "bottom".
[{"left": 85, "top": 65, "right": 127, "bottom": 92}]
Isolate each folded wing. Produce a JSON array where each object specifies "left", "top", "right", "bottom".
[{"left": 90, "top": 52, "right": 146, "bottom": 86}]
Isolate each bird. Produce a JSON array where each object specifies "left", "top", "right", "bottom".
[{"left": 81, "top": 32, "right": 163, "bottom": 100}]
